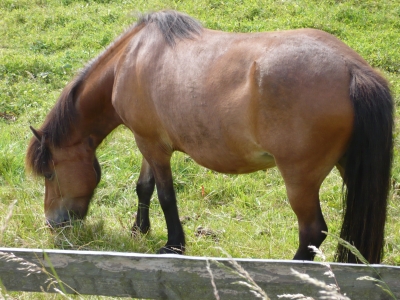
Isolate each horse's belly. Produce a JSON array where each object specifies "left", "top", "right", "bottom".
[{"left": 190, "top": 151, "right": 276, "bottom": 174}]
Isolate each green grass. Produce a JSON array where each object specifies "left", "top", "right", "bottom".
[{"left": 1, "top": 0, "right": 400, "bottom": 298}]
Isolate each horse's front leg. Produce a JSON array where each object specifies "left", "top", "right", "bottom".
[
  {"left": 132, "top": 158, "right": 155, "bottom": 234},
  {"left": 151, "top": 159, "right": 185, "bottom": 254}
]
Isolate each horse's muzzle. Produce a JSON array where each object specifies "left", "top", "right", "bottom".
[{"left": 45, "top": 210, "right": 80, "bottom": 229}]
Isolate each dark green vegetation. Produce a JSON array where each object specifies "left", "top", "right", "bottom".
[{"left": 1, "top": 0, "right": 399, "bottom": 287}]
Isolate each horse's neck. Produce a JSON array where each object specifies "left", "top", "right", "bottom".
[
  {"left": 71, "top": 65, "right": 122, "bottom": 148},
  {"left": 65, "top": 26, "right": 144, "bottom": 149}
]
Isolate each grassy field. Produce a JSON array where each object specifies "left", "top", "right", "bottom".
[{"left": 1, "top": 0, "right": 400, "bottom": 298}]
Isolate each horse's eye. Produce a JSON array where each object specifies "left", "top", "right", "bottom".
[{"left": 43, "top": 173, "right": 54, "bottom": 181}]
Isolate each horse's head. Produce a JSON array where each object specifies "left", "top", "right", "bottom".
[{"left": 27, "top": 127, "right": 101, "bottom": 227}]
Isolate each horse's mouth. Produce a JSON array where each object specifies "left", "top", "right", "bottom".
[
  {"left": 46, "top": 218, "right": 73, "bottom": 229},
  {"left": 45, "top": 208, "right": 84, "bottom": 229}
]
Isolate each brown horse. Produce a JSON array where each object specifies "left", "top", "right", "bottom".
[{"left": 26, "top": 11, "right": 393, "bottom": 263}]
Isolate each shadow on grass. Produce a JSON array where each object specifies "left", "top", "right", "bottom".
[{"left": 48, "top": 218, "right": 166, "bottom": 255}]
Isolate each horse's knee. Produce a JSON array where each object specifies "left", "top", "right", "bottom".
[
  {"left": 136, "top": 178, "right": 155, "bottom": 199},
  {"left": 155, "top": 185, "right": 177, "bottom": 209}
]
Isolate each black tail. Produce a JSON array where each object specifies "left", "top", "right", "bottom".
[{"left": 336, "top": 65, "right": 393, "bottom": 264}]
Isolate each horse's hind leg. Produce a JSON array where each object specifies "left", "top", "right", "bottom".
[
  {"left": 133, "top": 158, "right": 155, "bottom": 234},
  {"left": 276, "top": 160, "right": 331, "bottom": 260}
]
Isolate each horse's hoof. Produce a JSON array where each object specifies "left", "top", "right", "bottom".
[
  {"left": 157, "top": 246, "right": 185, "bottom": 255},
  {"left": 131, "top": 223, "right": 150, "bottom": 236}
]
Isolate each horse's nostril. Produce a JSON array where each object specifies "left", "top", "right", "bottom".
[{"left": 46, "top": 210, "right": 73, "bottom": 228}]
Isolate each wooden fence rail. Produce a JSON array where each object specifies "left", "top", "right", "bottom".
[{"left": 0, "top": 248, "right": 399, "bottom": 299}]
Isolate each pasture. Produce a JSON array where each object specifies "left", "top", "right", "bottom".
[{"left": 1, "top": 0, "right": 400, "bottom": 298}]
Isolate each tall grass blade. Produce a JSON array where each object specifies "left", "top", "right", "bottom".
[{"left": 324, "top": 231, "right": 397, "bottom": 300}]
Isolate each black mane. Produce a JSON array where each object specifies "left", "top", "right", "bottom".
[{"left": 136, "top": 10, "right": 203, "bottom": 46}]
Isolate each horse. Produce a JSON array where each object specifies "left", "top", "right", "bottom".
[{"left": 26, "top": 10, "right": 393, "bottom": 264}]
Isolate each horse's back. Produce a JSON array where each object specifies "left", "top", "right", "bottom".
[{"left": 113, "top": 27, "right": 359, "bottom": 174}]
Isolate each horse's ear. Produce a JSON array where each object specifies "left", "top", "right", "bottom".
[{"left": 30, "top": 126, "right": 42, "bottom": 142}]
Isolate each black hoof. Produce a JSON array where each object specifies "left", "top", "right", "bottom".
[
  {"left": 131, "top": 223, "right": 150, "bottom": 236},
  {"left": 157, "top": 246, "right": 185, "bottom": 255}
]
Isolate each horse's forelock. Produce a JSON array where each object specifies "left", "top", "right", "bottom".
[
  {"left": 26, "top": 78, "right": 81, "bottom": 176},
  {"left": 26, "top": 135, "right": 52, "bottom": 176}
]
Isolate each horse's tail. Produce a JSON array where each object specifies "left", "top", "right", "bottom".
[{"left": 336, "top": 64, "right": 394, "bottom": 264}]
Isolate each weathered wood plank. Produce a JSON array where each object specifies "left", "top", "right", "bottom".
[{"left": 0, "top": 248, "right": 399, "bottom": 299}]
